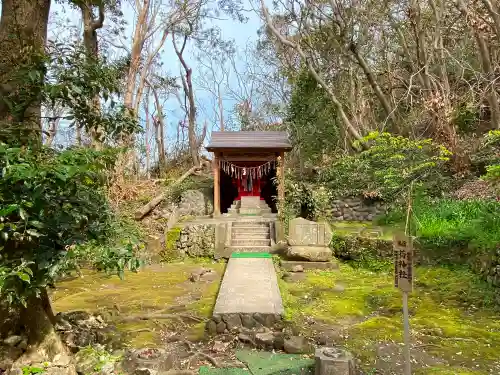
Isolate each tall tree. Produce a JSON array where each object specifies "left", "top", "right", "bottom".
[{"left": 0, "top": 0, "right": 51, "bottom": 145}]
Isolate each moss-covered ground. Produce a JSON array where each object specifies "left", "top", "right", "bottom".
[
  {"left": 51, "top": 246, "right": 500, "bottom": 374},
  {"left": 51, "top": 259, "right": 225, "bottom": 347},
  {"left": 279, "top": 263, "right": 500, "bottom": 375}
]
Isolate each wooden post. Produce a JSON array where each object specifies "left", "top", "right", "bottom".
[
  {"left": 213, "top": 152, "right": 221, "bottom": 216},
  {"left": 278, "top": 151, "right": 285, "bottom": 204},
  {"left": 276, "top": 152, "right": 285, "bottom": 242}
]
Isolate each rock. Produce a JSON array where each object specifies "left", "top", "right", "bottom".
[
  {"left": 212, "top": 341, "right": 230, "bottom": 353},
  {"left": 332, "top": 284, "right": 346, "bottom": 293},
  {"left": 75, "top": 350, "right": 99, "bottom": 374},
  {"left": 16, "top": 339, "right": 28, "bottom": 351},
  {"left": 282, "top": 272, "right": 306, "bottom": 283},
  {"left": 291, "top": 265, "right": 304, "bottom": 273},
  {"left": 315, "top": 347, "right": 356, "bottom": 375},
  {"left": 4, "top": 336, "right": 23, "bottom": 347},
  {"left": 44, "top": 366, "right": 78, "bottom": 375},
  {"left": 273, "top": 333, "right": 285, "bottom": 350},
  {"left": 216, "top": 322, "right": 226, "bottom": 334},
  {"left": 212, "top": 314, "right": 222, "bottom": 324},
  {"left": 53, "top": 354, "right": 72, "bottom": 367},
  {"left": 135, "top": 368, "right": 157, "bottom": 375},
  {"left": 284, "top": 336, "right": 313, "bottom": 354},
  {"left": 222, "top": 314, "right": 241, "bottom": 330},
  {"left": 200, "top": 270, "right": 218, "bottom": 282},
  {"left": 287, "top": 246, "right": 333, "bottom": 262},
  {"left": 255, "top": 332, "right": 274, "bottom": 349},
  {"left": 253, "top": 313, "right": 276, "bottom": 328},
  {"left": 99, "top": 362, "right": 115, "bottom": 375},
  {"left": 189, "top": 268, "right": 217, "bottom": 282},
  {"left": 55, "top": 319, "right": 72, "bottom": 331},
  {"left": 240, "top": 315, "right": 256, "bottom": 329},
  {"left": 206, "top": 320, "right": 217, "bottom": 335},
  {"left": 238, "top": 333, "right": 254, "bottom": 345},
  {"left": 121, "top": 349, "right": 173, "bottom": 375},
  {"left": 0, "top": 347, "right": 23, "bottom": 371}
]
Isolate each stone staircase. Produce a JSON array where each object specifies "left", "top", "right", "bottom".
[
  {"left": 227, "top": 196, "right": 273, "bottom": 216},
  {"left": 226, "top": 219, "right": 272, "bottom": 253}
]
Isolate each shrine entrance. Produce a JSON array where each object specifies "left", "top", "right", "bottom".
[
  {"left": 206, "top": 131, "right": 291, "bottom": 217},
  {"left": 219, "top": 160, "right": 277, "bottom": 214}
]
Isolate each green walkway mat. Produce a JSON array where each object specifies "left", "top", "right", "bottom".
[
  {"left": 199, "top": 350, "right": 314, "bottom": 375},
  {"left": 231, "top": 252, "right": 272, "bottom": 259}
]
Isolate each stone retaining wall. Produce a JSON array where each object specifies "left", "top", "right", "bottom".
[
  {"left": 330, "top": 197, "right": 386, "bottom": 221},
  {"left": 206, "top": 313, "right": 283, "bottom": 334},
  {"left": 176, "top": 224, "right": 216, "bottom": 257}
]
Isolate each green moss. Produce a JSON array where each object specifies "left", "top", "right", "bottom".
[
  {"left": 415, "top": 367, "right": 486, "bottom": 375},
  {"left": 161, "top": 227, "right": 182, "bottom": 262},
  {"left": 279, "top": 263, "right": 500, "bottom": 374},
  {"left": 52, "top": 262, "right": 225, "bottom": 346}
]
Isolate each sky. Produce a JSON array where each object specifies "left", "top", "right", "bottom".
[{"left": 44, "top": 0, "right": 266, "bottom": 151}]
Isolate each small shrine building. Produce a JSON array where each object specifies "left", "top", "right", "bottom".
[{"left": 206, "top": 131, "right": 292, "bottom": 216}]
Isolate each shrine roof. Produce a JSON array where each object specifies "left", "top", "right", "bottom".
[{"left": 206, "top": 131, "right": 292, "bottom": 152}]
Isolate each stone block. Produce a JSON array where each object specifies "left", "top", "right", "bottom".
[
  {"left": 287, "top": 246, "right": 333, "bottom": 262},
  {"left": 288, "top": 218, "right": 332, "bottom": 247},
  {"left": 280, "top": 261, "right": 339, "bottom": 271},
  {"left": 314, "top": 347, "right": 355, "bottom": 375},
  {"left": 241, "top": 314, "right": 257, "bottom": 329},
  {"left": 284, "top": 336, "right": 313, "bottom": 354},
  {"left": 222, "top": 314, "right": 242, "bottom": 330}
]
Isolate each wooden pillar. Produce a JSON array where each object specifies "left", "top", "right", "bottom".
[
  {"left": 213, "top": 152, "right": 221, "bottom": 216},
  {"left": 276, "top": 151, "right": 285, "bottom": 242},
  {"left": 278, "top": 151, "right": 285, "bottom": 205}
]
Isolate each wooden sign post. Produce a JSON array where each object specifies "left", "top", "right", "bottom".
[{"left": 394, "top": 233, "right": 413, "bottom": 375}]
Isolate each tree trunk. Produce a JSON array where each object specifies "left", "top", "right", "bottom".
[
  {"left": 144, "top": 90, "right": 151, "bottom": 179},
  {"left": 173, "top": 32, "right": 200, "bottom": 166},
  {"left": 21, "top": 290, "right": 66, "bottom": 361},
  {"left": 149, "top": 81, "right": 167, "bottom": 175},
  {"left": 348, "top": 43, "right": 395, "bottom": 124},
  {"left": 135, "top": 165, "right": 202, "bottom": 220},
  {"left": 79, "top": 2, "right": 105, "bottom": 148},
  {"left": 0, "top": 0, "right": 51, "bottom": 146}
]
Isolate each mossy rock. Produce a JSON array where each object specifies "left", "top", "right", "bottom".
[{"left": 161, "top": 227, "right": 182, "bottom": 262}]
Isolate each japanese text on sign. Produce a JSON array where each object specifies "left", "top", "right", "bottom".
[{"left": 394, "top": 233, "right": 413, "bottom": 293}]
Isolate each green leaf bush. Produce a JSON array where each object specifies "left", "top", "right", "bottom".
[
  {"left": 0, "top": 145, "right": 141, "bottom": 306},
  {"left": 321, "top": 132, "right": 452, "bottom": 200}
]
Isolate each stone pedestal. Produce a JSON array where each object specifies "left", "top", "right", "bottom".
[
  {"left": 287, "top": 218, "right": 334, "bottom": 262},
  {"left": 315, "top": 347, "right": 355, "bottom": 375}
]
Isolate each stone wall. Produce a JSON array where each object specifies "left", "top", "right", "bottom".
[
  {"left": 330, "top": 197, "right": 386, "bottom": 221},
  {"left": 152, "top": 189, "right": 213, "bottom": 221},
  {"left": 176, "top": 224, "right": 216, "bottom": 257}
]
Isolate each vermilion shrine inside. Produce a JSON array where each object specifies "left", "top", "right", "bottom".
[{"left": 206, "top": 131, "right": 292, "bottom": 216}]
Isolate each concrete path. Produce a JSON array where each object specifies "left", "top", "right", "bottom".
[{"left": 213, "top": 256, "right": 284, "bottom": 315}]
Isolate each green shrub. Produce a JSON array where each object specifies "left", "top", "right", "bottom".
[
  {"left": 0, "top": 145, "right": 141, "bottom": 306},
  {"left": 330, "top": 234, "right": 393, "bottom": 272},
  {"left": 321, "top": 132, "right": 452, "bottom": 200}
]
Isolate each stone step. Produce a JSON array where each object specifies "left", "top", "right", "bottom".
[
  {"left": 232, "top": 227, "right": 270, "bottom": 235},
  {"left": 232, "top": 221, "right": 269, "bottom": 228},
  {"left": 232, "top": 232, "right": 270, "bottom": 240},
  {"left": 239, "top": 208, "right": 263, "bottom": 215},
  {"left": 240, "top": 196, "right": 262, "bottom": 206},
  {"left": 232, "top": 239, "right": 271, "bottom": 247},
  {"left": 225, "top": 246, "right": 272, "bottom": 253}
]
